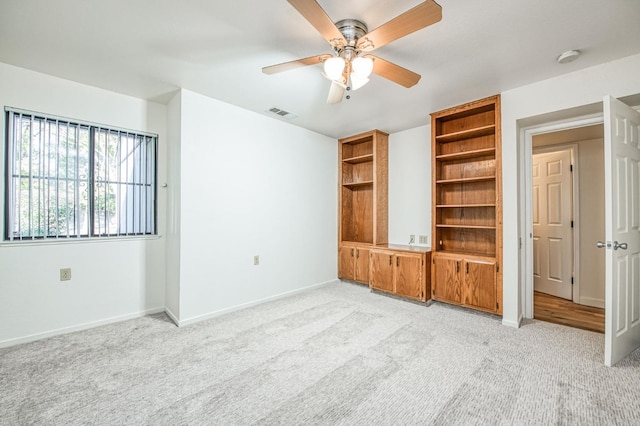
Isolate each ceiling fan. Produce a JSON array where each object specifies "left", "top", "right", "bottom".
[{"left": 262, "top": 0, "right": 442, "bottom": 104}]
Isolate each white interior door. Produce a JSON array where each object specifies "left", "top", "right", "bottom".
[
  {"left": 603, "top": 95, "right": 640, "bottom": 367},
  {"left": 532, "top": 150, "right": 573, "bottom": 300}
]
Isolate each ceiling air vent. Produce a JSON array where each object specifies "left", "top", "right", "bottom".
[{"left": 266, "top": 107, "right": 298, "bottom": 120}]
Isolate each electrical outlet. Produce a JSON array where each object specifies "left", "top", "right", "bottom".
[
  {"left": 60, "top": 268, "right": 71, "bottom": 281},
  {"left": 419, "top": 235, "right": 428, "bottom": 245},
  {"left": 409, "top": 235, "right": 415, "bottom": 244},
  {"left": 254, "top": 255, "right": 260, "bottom": 266}
]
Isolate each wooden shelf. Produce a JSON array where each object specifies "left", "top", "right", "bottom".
[
  {"left": 343, "top": 154, "right": 373, "bottom": 164},
  {"left": 436, "top": 176, "right": 495, "bottom": 184},
  {"left": 436, "top": 204, "right": 496, "bottom": 208},
  {"left": 436, "top": 124, "right": 495, "bottom": 143},
  {"left": 436, "top": 148, "right": 495, "bottom": 161},
  {"left": 436, "top": 224, "right": 496, "bottom": 230},
  {"left": 342, "top": 180, "right": 374, "bottom": 188}
]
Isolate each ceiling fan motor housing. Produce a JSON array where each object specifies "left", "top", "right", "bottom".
[{"left": 334, "top": 19, "right": 368, "bottom": 60}]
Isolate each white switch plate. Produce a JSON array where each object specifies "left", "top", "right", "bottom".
[
  {"left": 419, "top": 235, "right": 428, "bottom": 245},
  {"left": 254, "top": 255, "right": 260, "bottom": 266},
  {"left": 409, "top": 235, "right": 415, "bottom": 244}
]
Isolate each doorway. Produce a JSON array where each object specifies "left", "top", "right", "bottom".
[
  {"left": 519, "top": 96, "right": 640, "bottom": 365},
  {"left": 528, "top": 125, "right": 606, "bottom": 331}
]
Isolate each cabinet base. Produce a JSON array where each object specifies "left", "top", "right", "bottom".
[{"left": 431, "top": 298, "right": 502, "bottom": 317}]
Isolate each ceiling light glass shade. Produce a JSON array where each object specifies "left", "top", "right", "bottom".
[
  {"left": 351, "top": 57, "right": 373, "bottom": 78},
  {"left": 350, "top": 74, "right": 370, "bottom": 91},
  {"left": 324, "top": 57, "right": 345, "bottom": 81}
]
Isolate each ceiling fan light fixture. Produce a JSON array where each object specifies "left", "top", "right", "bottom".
[
  {"left": 324, "top": 57, "right": 345, "bottom": 80},
  {"left": 352, "top": 57, "right": 374, "bottom": 78},
  {"left": 350, "top": 74, "right": 370, "bottom": 91}
]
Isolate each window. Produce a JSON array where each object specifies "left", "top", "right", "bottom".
[{"left": 4, "top": 108, "right": 157, "bottom": 241}]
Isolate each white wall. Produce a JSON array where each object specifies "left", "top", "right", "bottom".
[
  {"left": 0, "top": 63, "right": 167, "bottom": 346},
  {"left": 388, "top": 125, "right": 431, "bottom": 246},
  {"left": 173, "top": 89, "right": 338, "bottom": 324},
  {"left": 502, "top": 53, "right": 640, "bottom": 326}
]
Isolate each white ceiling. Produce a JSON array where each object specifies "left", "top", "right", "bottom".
[{"left": 1, "top": 0, "right": 639, "bottom": 139}]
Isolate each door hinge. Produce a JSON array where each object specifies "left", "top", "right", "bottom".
[
  {"left": 496, "top": 263, "right": 499, "bottom": 272},
  {"left": 571, "top": 276, "right": 574, "bottom": 285},
  {"left": 433, "top": 258, "right": 435, "bottom": 264},
  {"left": 496, "top": 302, "right": 500, "bottom": 309},
  {"left": 570, "top": 164, "right": 573, "bottom": 172},
  {"left": 571, "top": 220, "right": 574, "bottom": 228}
]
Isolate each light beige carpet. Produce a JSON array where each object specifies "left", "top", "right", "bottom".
[{"left": 1, "top": 281, "right": 639, "bottom": 425}]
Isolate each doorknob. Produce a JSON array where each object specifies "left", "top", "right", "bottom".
[
  {"left": 596, "top": 241, "right": 609, "bottom": 249},
  {"left": 613, "top": 241, "right": 628, "bottom": 250}
]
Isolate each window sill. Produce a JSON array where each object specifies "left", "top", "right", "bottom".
[{"left": 0, "top": 234, "right": 162, "bottom": 247}]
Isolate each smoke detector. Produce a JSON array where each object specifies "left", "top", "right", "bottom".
[{"left": 557, "top": 50, "right": 580, "bottom": 64}]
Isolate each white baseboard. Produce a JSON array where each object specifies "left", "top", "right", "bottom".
[
  {"left": 578, "top": 296, "right": 605, "bottom": 309},
  {"left": 502, "top": 313, "right": 523, "bottom": 329},
  {"left": 176, "top": 279, "right": 339, "bottom": 327},
  {"left": 0, "top": 307, "right": 165, "bottom": 348}
]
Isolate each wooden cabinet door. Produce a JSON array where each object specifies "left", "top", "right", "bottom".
[
  {"left": 370, "top": 251, "right": 394, "bottom": 292},
  {"left": 433, "top": 256, "right": 462, "bottom": 303},
  {"left": 395, "top": 253, "right": 423, "bottom": 300},
  {"left": 338, "top": 246, "right": 355, "bottom": 280},
  {"left": 354, "top": 247, "right": 370, "bottom": 283},
  {"left": 464, "top": 259, "right": 497, "bottom": 312}
]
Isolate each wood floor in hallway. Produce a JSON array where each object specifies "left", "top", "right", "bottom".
[{"left": 534, "top": 291, "right": 605, "bottom": 333}]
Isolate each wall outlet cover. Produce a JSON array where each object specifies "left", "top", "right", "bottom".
[{"left": 60, "top": 268, "right": 71, "bottom": 281}]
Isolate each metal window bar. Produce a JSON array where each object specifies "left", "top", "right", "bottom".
[
  {"left": 27, "top": 115, "right": 33, "bottom": 239},
  {"left": 116, "top": 131, "right": 121, "bottom": 236},
  {"left": 137, "top": 134, "right": 142, "bottom": 234},
  {"left": 6, "top": 112, "right": 15, "bottom": 240},
  {"left": 88, "top": 126, "right": 95, "bottom": 237},
  {"left": 54, "top": 119, "right": 60, "bottom": 238},
  {"left": 124, "top": 131, "right": 129, "bottom": 235}
]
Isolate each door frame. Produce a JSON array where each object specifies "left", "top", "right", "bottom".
[
  {"left": 531, "top": 144, "right": 579, "bottom": 303},
  {"left": 520, "top": 114, "right": 603, "bottom": 319}
]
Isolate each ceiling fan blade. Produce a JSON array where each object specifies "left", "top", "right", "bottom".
[
  {"left": 287, "top": 0, "right": 346, "bottom": 47},
  {"left": 357, "top": 1, "right": 442, "bottom": 52},
  {"left": 262, "top": 54, "right": 332, "bottom": 75},
  {"left": 327, "top": 80, "right": 345, "bottom": 104},
  {"left": 366, "top": 55, "right": 421, "bottom": 88}
]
